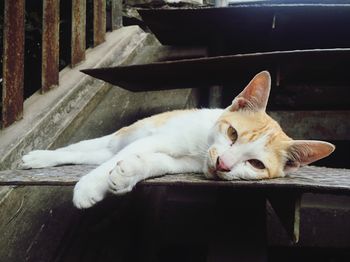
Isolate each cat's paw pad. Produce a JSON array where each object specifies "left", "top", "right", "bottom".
[
  {"left": 73, "top": 176, "right": 106, "bottom": 209},
  {"left": 21, "top": 150, "right": 57, "bottom": 169},
  {"left": 108, "top": 155, "right": 144, "bottom": 195}
]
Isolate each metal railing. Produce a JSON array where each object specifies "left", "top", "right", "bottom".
[{"left": 1, "top": 0, "right": 122, "bottom": 128}]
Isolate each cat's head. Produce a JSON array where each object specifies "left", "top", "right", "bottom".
[{"left": 204, "top": 71, "right": 335, "bottom": 180}]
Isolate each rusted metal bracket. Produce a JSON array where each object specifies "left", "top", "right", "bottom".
[{"left": 267, "top": 192, "right": 301, "bottom": 244}]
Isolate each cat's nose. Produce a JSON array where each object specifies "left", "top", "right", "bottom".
[{"left": 216, "top": 157, "right": 231, "bottom": 172}]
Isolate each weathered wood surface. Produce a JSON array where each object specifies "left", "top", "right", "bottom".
[
  {"left": 138, "top": 5, "right": 350, "bottom": 49},
  {"left": 0, "top": 165, "right": 350, "bottom": 194},
  {"left": 81, "top": 48, "right": 350, "bottom": 91},
  {"left": 42, "top": 0, "right": 60, "bottom": 92},
  {"left": 71, "top": 0, "right": 86, "bottom": 66},
  {"left": 2, "top": 0, "right": 25, "bottom": 127},
  {"left": 269, "top": 111, "right": 350, "bottom": 140}
]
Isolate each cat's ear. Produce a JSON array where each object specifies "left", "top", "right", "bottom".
[
  {"left": 284, "top": 140, "right": 335, "bottom": 172},
  {"left": 229, "top": 71, "right": 271, "bottom": 112}
]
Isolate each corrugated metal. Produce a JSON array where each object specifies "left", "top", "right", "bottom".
[{"left": 2, "top": 0, "right": 25, "bottom": 127}]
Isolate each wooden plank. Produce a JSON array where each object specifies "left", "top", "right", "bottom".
[
  {"left": 42, "top": 0, "right": 60, "bottom": 92},
  {"left": 93, "top": 0, "right": 106, "bottom": 46},
  {"left": 209, "top": 86, "right": 223, "bottom": 108},
  {"left": 268, "top": 193, "right": 301, "bottom": 244},
  {"left": 0, "top": 186, "right": 80, "bottom": 262},
  {"left": 138, "top": 5, "right": 350, "bottom": 50},
  {"left": 269, "top": 111, "right": 350, "bottom": 141},
  {"left": 111, "top": 0, "right": 122, "bottom": 30},
  {"left": 80, "top": 48, "right": 350, "bottom": 92},
  {"left": 237, "top": 83, "right": 350, "bottom": 111},
  {"left": 207, "top": 191, "right": 266, "bottom": 262},
  {"left": 2, "top": 0, "right": 25, "bottom": 127},
  {"left": 71, "top": 0, "right": 86, "bottom": 66},
  {"left": 1, "top": 166, "right": 350, "bottom": 195}
]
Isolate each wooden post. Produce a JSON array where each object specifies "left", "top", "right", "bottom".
[
  {"left": 208, "top": 0, "right": 228, "bottom": 108},
  {"left": 93, "top": 0, "right": 106, "bottom": 47},
  {"left": 111, "top": 0, "right": 123, "bottom": 30},
  {"left": 71, "top": 0, "right": 86, "bottom": 66},
  {"left": 42, "top": 0, "right": 60, "bottom": 93},
  {"left": 2, "top": 0, "right": 25, "bottom": 127}
]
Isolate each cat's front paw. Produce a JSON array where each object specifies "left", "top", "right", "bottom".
[
  {"left": 73, "top": 175, "right": 107, "bottom": 209},
  {"left": 21, "top": 150, "right": 58, "bottom": 169},
  {"left": 108, "top": 155, "right": 145, "bottom": 195}
]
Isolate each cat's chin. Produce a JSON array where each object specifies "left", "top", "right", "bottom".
[
  {"left": 203, "top": 166, "right": 219, "bottom": 180},
  {"left": 216, "top": 171, "right": 235, "bottom": 181},
  {"left": 203, "top": 167, "right": 233, "bottom": 181}
]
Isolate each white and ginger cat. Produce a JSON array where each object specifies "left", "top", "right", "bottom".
[{"left": 22, "top": 71, "right": 335, "bottom": 208}]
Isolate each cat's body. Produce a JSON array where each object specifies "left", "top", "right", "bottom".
[{"left": 22, "top": 71, "right": 335, "bottom": 208}]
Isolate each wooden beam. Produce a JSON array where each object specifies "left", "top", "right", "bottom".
[
  {"left": 2, "top": 0, "right": 25, "bottom": 127},
  {"left": 111, "top": 0, "right": 122, "bottom": 30},
  {"left": 270, "top": 111, "right": 350, "bottom": 141},
  {"left": 267, "top": 193, "right": 301, "bottom": 243},
  {"left": 42, "top": 0, "right": 60, "bottom": 92},
  {"left": 1, "top": 166, "right": 350, "bottom": 196},
  {"left": 80, "top": 48, "right": 350, "bottom": 92},
  {"left": 93, "top": 0, "right": 106, "bottom": 46},
  {"left": 71, "top": 0, "right": 86, "bottom": 66}
]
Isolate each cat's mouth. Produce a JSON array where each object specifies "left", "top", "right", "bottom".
[
  {"left": 207, "top": 164, "right": 230, "bottom": 180},
  {"left": 205, "top": 154, "right": 233, "bottom": 179}
]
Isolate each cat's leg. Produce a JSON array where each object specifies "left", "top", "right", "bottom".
[
  {"left": 21, "top": 135, "right": 116, "bottom": 169},
  {"left": 72, "top": 154, "right": 121, "bottom": 208},
  {"left": 73, "top": 152, "right": 201, "bottom": 209},
  {"left": 108, "top": 153, "right": 202, "bottom": 195},
  {"left": 21, "top": 125, "right": 150, "bottom": 169},
  {"left": 73, "top": 135, "right": 202, "bottom": 208}
]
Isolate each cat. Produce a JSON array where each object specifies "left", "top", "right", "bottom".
[{"left": 22, "top": 71, "right": 335, "bottom": 209}]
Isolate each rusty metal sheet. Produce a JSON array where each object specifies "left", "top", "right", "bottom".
[
  {"left": 138, "top": 5, "right": 350, "bottom": 52},
  {"left": 2, "top": 0, "right": 25, "bottom": 127},
  {"left": 71, "top": 0, "right": 86, "bottom": 66},
  {"left": 93, "top": 0, "right": 106, "bottom": 46},
  {"left": 111, "top": 0, "right": 122, "bottom": 30},
  {"left": 42, "top": 0, "right": 60, "bottom": 93},
  {"left": 81, "top": 48, "right": 350, "bottom": 92}
]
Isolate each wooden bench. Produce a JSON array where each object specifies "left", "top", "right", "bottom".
[
  {"left": 2, "top": 3, "right": 350, "bottom": 261},
  {"left": 1, "top": 165, "right": 349, "bottom": 261}
]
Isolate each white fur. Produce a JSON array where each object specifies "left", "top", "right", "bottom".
[
  {"left": 22, "top": 109, "right": 224, "bottom": 208},
  {"left": 22, "top": 108, "right": 276, "bottom": 208},
  {"left": 216, "top": 135, "right": 270, "bottom": 180},
  {"left": 22, "top": 70, "right": 309, "bottom": 208}
]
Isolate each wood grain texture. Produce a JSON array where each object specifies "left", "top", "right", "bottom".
[
  {"left": 2, "top": 0, "right": 25, "bottom": 127},
  {"left": 42, "top": 0, "right": 60, "bottom": 92},
  {"left": 0, "top": 165, "right": 350, "bottom": 195}
]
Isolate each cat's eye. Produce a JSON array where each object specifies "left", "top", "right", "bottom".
[
  {"left": 248, "top": 159, "right": 265, "bottom": 169},
  {"left": 227, "top": 126, "right": 238, "bottom": 144}
]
